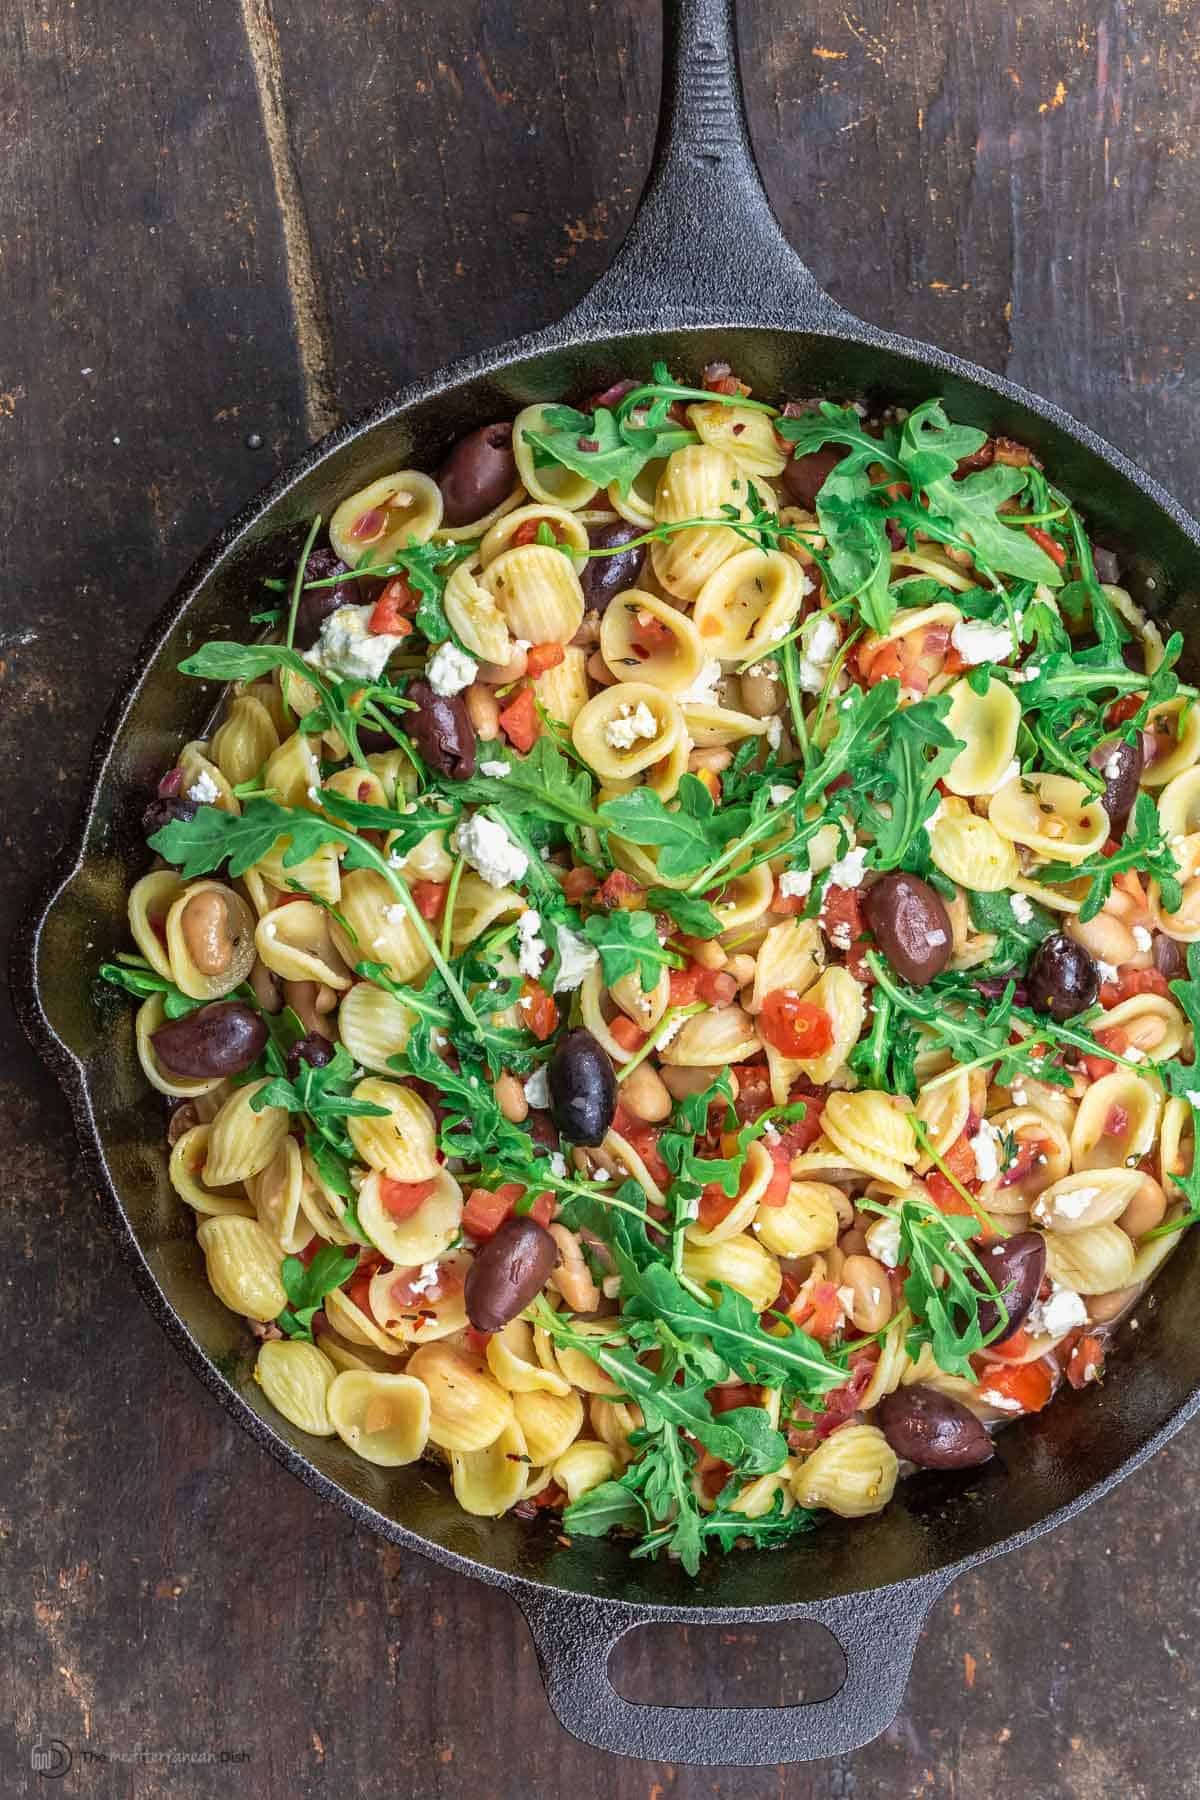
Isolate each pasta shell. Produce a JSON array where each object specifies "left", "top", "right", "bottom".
[
  {"left": 534, "top": 644, "right": 591, "bottom": 727},
  {"left": 255, "top": 1339, "right": 336, "bottom": 1436},
  {"left": 481, "top": 543, "right": 585, "bottom": 645},
  {"left": 943, "top": 677, "right": 1020, "bottom": 797},
  {"left": 196, "top": 1215, "right": 288, "bottom": 1321},
  {"left": 443, "top": 558, "right": 513, "bottom": 663},
  {"left": 327, "top": 1370, "right": 431, "bottom": 1465},
  {"left": 256, "top": 900, "right": 353, "bottom": 989},
  {"left": 338, "top": 980, "right": 415, "bottom": 1073},
  {"left": 1149, "top": 833, "right": 1200, "bottom": 942},
  {"left": 408, "top": 1343, "right": 515, "bottom": 1452},
  {"left": 682, "top": 1232, "right": 783, "bottom": 1312},
  {"left": 209, "top": 695, "right": 280, "bottom": 788},
  {"left": 687, "top": 400, "right": 787, "bottom": 477},
  {"left": 791, "top": 1425, "right": 898, "bottom": 1518},
  {"left": 978, "top": 1106, "right": 1071, "bottom": 1211},
  {"left": 366, "top": 1252, "right": 472, "bottom": 1345},
  {"left": 751, "top": 919, "right": 822, "bottom": 1013},
  {"left": 651, "top": 445, "right": 766, "bottom": 601},
  {"left": 264, "top": 729, "right": 323, "bottom": 810},
  {"left": 691, "top": 548, "right": 805, "bottom": 662},
  {"left": 659, "top": 1005, "right": 762, "bottom": 1067},
  {"left": 822, "top": 1090, "right": 919, "bottom": 1189},
  {"left": 514, "top": 404, "right": 598, "bottom": 509},
  {"left": 486, "top": 1319, "right": 572, "bottom": 1395},
  {"left": 1139, "top": 696, "right": 1200, "bottom": 789},
  {"left": 451, "top": 1418, "right": 532, "bottom": 1516},
  {"left": 599, "top": 590, "right": 705, "bottom": 695},
  {"left": 988, "top": 772, "right": 1109, "bottom": 863},
  {"left": 1043, "top": 1221, "right": 1136, "bottom": 1292},
  {"left": 551, "top": 1440, "right": 621, "bottom": 1502},
  {"left": 513, "top": 1388, "right": 585, "bottom": 1465},
  {"left": 129, "top": 870, "right": 185, "bottom": 980},
  {"left": 754, "top": 1180, "right": 843, "bottom": 1258},
  {"left": 572, "top": 681, "right": 684, "bottom": 779},
  {"left": 928, "top": 798, "right": 1020, "bottom": 891},
  {"left": 479, "top": 502, "right": 589, "bottom": 566},
  {"left": 169, "top": 1123, "right": 254, "bottom": 1219},
  {"left": 347, "top": 1078, "right": 439, "bottom": 1180},
  {"left": 685, "top": 1141, "right": 774, "bottom": 1246},
  {"left": 1032, "top": 1167, "right": 1144, "bottom": 1233},
  {"left": 334, "top": 869, "right": 431, "bottom": 985},
  {"left": 355, "top": 1169, "right": 463, "bottom": 1266},
  {"left": 248, "top": 1137, "right": 311, "bottom": 1254},
  {"left": 1070, "top": 1071, "right": 1162, "bottom": 1172},
  {"left": 1156, "top": 767, "right": 1200, "bottom": 840},
  {"left": 205, "top": 1079, "right": 290, "bottom": 1187},
  {"left": 330, "top": 471, "right": 443, "bottom": 566}
]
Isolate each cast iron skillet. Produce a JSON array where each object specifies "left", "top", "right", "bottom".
[{"left": 15, "top": 0, "right": 1200, "bottom": 1765}]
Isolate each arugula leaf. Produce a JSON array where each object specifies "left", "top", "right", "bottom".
[
  {"left": 277, "top": 1244, "right": 359, "bottom": 1341},
  {"left": 860, "top": 1194, "right": 1004, "bottom": 1379},
  {"left": 1031, "top": 791, "right": 1183, "bottom": 922},
  {"left": 98, "top": 955, "right": 207, "bottom": 1019},
  {"left": 598, "top": 774, "right": 752, "bottom": 882},
  {"left": 851, "top": 693, "right": 962, "bottom": 870},
  {"left": 965, "top": 888, "right": 1057, "bottom": 974},
  {"left": 918, "top": 465, "right": 1064, "bottom": 586},
  {"left": 645, "top": 887, "right": 723, "bottom": 938},
  {"left": 454, "top": 736, "right": 602, "bottom": 841},
  {"left": 581, "top": 909, "right": 675, "bottom": 992},
  {"left": 897, "top": 399, "right": 988, "bottom": 487},
  {"left": 252, "top": 1042, "right": 386, "bottom": 1125}
]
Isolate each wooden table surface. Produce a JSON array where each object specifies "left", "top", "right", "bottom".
[{"left": 4, "top": 1, "right": 1200, "bottom": 1793}]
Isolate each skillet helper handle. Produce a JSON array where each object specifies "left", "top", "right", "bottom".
[
  {"left": 517, "top": 1577, "right": 951, "bottom": 1765},
  {"left": 564, "top": 0, "right": 845, "bottom": 333}
]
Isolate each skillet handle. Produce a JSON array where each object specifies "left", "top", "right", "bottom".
[
  {"left": 516, "top": 1575, "right": 951, "bottom": 1765},
  {"left": 563, "top": 0, "right": 847, "bottom": 334}
]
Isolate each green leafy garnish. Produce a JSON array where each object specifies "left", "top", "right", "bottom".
[{"left": 277, "top": 1245, "right": 359, "bottom": 1341}]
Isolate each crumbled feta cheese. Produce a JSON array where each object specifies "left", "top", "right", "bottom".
[
  {"left": 1102, "top": 750, "right": 1124, "bottom": 779},
  {"left": 798, "top": 613, "right": 840, "bottom": 692},
  {"left": 552, "top": 924, "right": 599, "bottom": 992},
  {"left": 950, "top": 618, "right": 1016, "bottom": 666},
  {"left": 1095, "top": 959, "right": 1120, "bottom": 984},
  {"left": 1053, "top": 1184, "right": 1100, "bottom": 1219},
  {"left": 1027, "top": 1284, "right": 1089, "bottom": 1338},
  {"left": 745, "top": 662, "right": 772, "bottom": 679},
  {"left": 835, "top": 1285, "right": 857, "bottom": 1318},
  {"left": 1010, "top": 1085, "right": 1029, "bottom": 1107},
  {"left": 1186, "top": 1089, "right": 1200, "bottom": 1109},
  {"left": 1010, "top": 893, "right": 1035, "bottom": 924},
  {"left": 828, "top": 845, "right": 868, "bottom": 889},
  {"left": 451, "top": 813, "right": 529, "bottom": 889},
  {"left": 765, "top": 716, "right": 783, "bottom": 750},
  {"left": 1126, "top": 1047, "right": 1145, "bottom": 1063},
  {"left": 307, "top": 784, "right": 323, "bottom": 803},
  {"left": 979, "top": 1388, "right": 1024, "bottom": 1413},
  {"left": 383, "top": 903, "right": 407, "bottom": 925},
  {"left": 427, "top": 640, "right": 479, "bottom": 697},
  {"left": 407, "top": 1259, "right": 443, "bottom": 1297},
  {"left": 304, "top": 603, "right": 408, "bottom": 683},
  {"left": 513, "top": 639, "right": 531, "bottom": 654},
  {"left": 1132, "top": 925, "right": 1153, "bottom": 953},
  {"left": 523, "top": 1065, "right": 550, "bottom": 1110},
  {"left": 779, "top": 869, "right": 813, "bottom": 900},
  {"left": 969, "top": 1120, "right": 1002, "bottom": 1183},
  {"left": 769, "top": 784, "right": 794, "bottom": 805},
  {"left": 656, "top": 1013, "right": 685, "bottom": 1049},
  {"left": 516, "top": 908, "right": 546, "bottom": 978},
  {"left": 549, "top": 1152, "right": 567, "bottom": 1179},
  {"left": 866, "top": 1212, "right": 902, "bottom": 1269},
  {"left": 679, "top": 659, "right": 723, "bottom": 706},
  {"left": 604, "top": 701, "right": 659, "bottom": 750},
  {"left": 478, "top": 760, "right": 511, "bottom": 778},
  {"left": 187, "top": 769, "right": 220, "bottom": 805}
]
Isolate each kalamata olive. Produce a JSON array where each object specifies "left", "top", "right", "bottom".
[
  {"left": 877, "top": 1385, "right": 994, "bottom": 1470},
  {"left": 151, "top": 1001, "right": 268, "bottom": 1078},
  {"left": 437, "top": 423, "right": 517, "bottom": 527},
  {"left": 142, "top": 795, "right": 199, "bottom": 842},
  {"left": 781, "top": 445, "right": 845, "bottom": 510},
  {"left": 580, "top": 521, "right": 648, "bottom": 613},
  {"left": 1091, "top": 544, "right": 1121, "bottom": 584},
  {"left": 1153, "top": 932, "right": 1186, "bottom": 980},
  {"left": 1027, "top": 932, "right": 1099, "bottom": 1021},
  {"left": 969, "top": 1231, "right": 1047, "bottom": 1342},
  {"left": 1089, "top": 734, "right": 1143, "bottom": 831},
  {"left": 862, "top": 873, "right": 953, "bottom": 987},
  {"left": 464, "top": 1216, "right": 559, "bottom": 1332},
  {"left": 293, "top": 547, "right": 355, "bottom": 650},
  {"left": 400, "top": 677, "right": 476, "bottom": 780},
  {"left": 286, "top": 1031, "right": 335, "bottom": 1081},
  {"left": 548, "top": 1027, "right": 618, "bottom": 1146}
]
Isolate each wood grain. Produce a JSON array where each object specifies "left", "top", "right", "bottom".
[{"left": 4, "top": 1, "right": 1200, "bottom": 1795}]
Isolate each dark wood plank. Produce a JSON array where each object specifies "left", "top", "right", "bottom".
[{"left": 4, "top": 0, "right": 1200, "bottom": 1795}]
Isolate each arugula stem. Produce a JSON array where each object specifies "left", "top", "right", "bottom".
[
  {"left": 911, "top": 1118, "right": 1003, "bottom": 1237},
  {"left": 440, "top": 855, "right": 466, "bottom": 963},
  {"left": 281, "top": 515, "right": 324, "bottom": 731},
  {"left": 616, "top": 1003, "right": 706, "bottom": 1082}
]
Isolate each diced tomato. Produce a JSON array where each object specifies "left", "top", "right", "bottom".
[
  {"left": 708, "top": 1382, "right": 760, "bottom": 1414},
  {"left": 379, "top": 1176, "right": 437, "bottom": 1220},
  {"left": 861, "top": 639, "right": 908, "bottom": 686},
  {"left": 410, "top": 880, "right": 447, "bottom": 921},
  {"left": 977, "top": 1358, "right": 1055, "bottom": 1413},
  {"left": 1025, "top": 524, "right": 1067, "bottom": 568},
  {"left": 464, "top": 1325, "right": 494, "bottom": 1355},
  {"left": 518, "top": 979, "right": 559, "bottom": 1041},
  {"left": 759, "top": 991, "right": 834, "bottom": 1059},
  {"left": 1100, "top": 967, "right": 1170, "bottom": 1008},
  {"left": 608, "top": 1013, "right": 648, "bottom": 1053},
  {"left": 531, "top": 1479, "right": 567, "bottom": 1511},
  {"left": 698, "top": 969, "right": 738, "bottom": 1007},
  {"left": 561, "top": 865, "right": 599, "bottom": 904},
  {"left": 613, "top": 1111, "right": 670, "bottom": 1189},
  {"left": 772, "top": 882, "right": 809, "bottom": 917},
  {"left": 498, "top": 686, "right": 541, "bottom": 752},
  {"left": 669, "top": 965, "right": 703, "bottom": 1006},
  {"left": 1082, "top": 1024, "right": 1128, "bottom": 1082},
  {"left": 761, "top": 1142, "right": 792, "bottom": 1207},
  {"left": 731, "top": 1063, "right": 773, "bottom": 1121},
  {"left": 1107, "top": 693, "right": 1146, "bottom": 727},
  {"left": 942, "top": 1131, "right": 979, "bottom": 1186},
  {"left": 1066, "top": 1332, "right": 1106, "bottom": 1389},
  {"left": 790, "top": 1353, "right": 876, "bottom": 1443},
  {"left": 788, "top": 1278, "right": 846, "bottom": 1343},
  {"left": 820, "top": 884, "right": 865, "bottom": 953},
  {"left": 926, "top": 1170, "right": 977, "bottom": 1217},
  {"left": 462, "top": 1182, "right": 532, "bottom": 1240},
  {"left": 595, "top": 869, "right": 643, "bottom": 910},
  {"left": 346, "top": 1254, "right": 385, "bottom": 1321},
  {"left": 512, "top": 518, "right": 567, "bottom": 547},
  {"left": 369, "top": 576, "right": 418, "bottom": 634},
  {"left": 777, "top": 1090, "right": 826, "bottom": 1155},
  {"left": 631, "top": 614, "right": 678, "bottom": 653},
  {"left": 526, "top": 641, "right": 565, "bottom": 678},
  {"left": 1104, "top": 1102, "right": 1130, "bottom": 1139},
  {"left": 941, "top": 644, "right": 968, "bottom": 676},
  {"left": 984, "top": 1327, "right": 1034, "bottom": 1363}
]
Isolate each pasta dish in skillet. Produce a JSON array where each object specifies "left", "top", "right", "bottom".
[{"left": 100, "top": 366, "right": 1200, "bottom": 1570}]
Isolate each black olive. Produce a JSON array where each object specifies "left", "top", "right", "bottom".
[
  {"left": 1091, "top": 545, "right": 1121, "bottom": 585},
  {"left": 877, "top": 1385, "right": 994, "bottom": 1469},
  {"left": 293, "top": 547, "right": 355, "bottom": 650},
  {"left": 862, "top": 873, "right": 953, "bottom": 987},
  {"left": 438, "top": 424, "right": 517, "bottom": 527},
  {"left": 1088, "top": 736, "right": 1144, "bottom": 833},
  {"left": 152, "top": 1002, "right": 268, "bottom": 1079},
  {"left": 464, "top": 1217, "right": 559, "bottom": 1332},
  {"left": 286, "top": 1032, "right": 335, "bottom": 1082},
  {"left": 548, "top": 1028, "right": 617, "bottom": 1146},
  {"left": 1026, "top": 933, "right": 1100, "bottom": 1021},
  {"left": 400, "top": 676, "right": 477, "bottom": 780},
  {"left": 969, "top": 1231, "right": 1047, "bottom": 1342},
  {"left": 142, "top": 796, "right": 199, "bottom": 842},
  {"left": 580, "top": 521, "right": 648, "bottom": 613}
]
